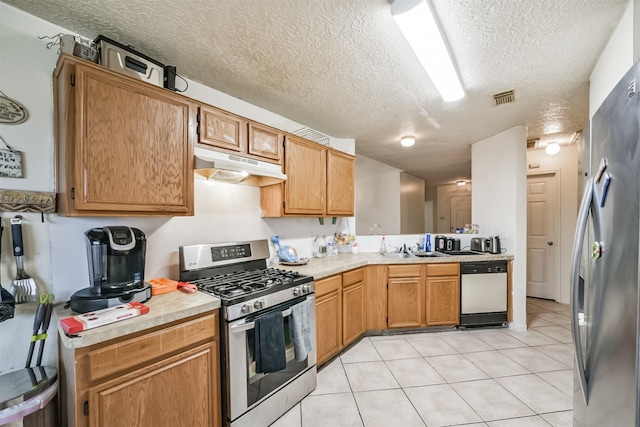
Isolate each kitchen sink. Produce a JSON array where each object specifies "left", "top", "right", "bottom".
[
  {"left": 382, "top": 252, "right": 415, "bottom": 259},
  {"left": 413, "top": 251, "right": 450, "bottom": 257}
]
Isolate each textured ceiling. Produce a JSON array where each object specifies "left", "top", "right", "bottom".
[{"left": 3, "top": 0, "right": 627, "bottom": 185}]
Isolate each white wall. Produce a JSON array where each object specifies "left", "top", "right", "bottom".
[
  {"left": 526, "top": 146, "right": 579, "bottom": 304},
  {"left": 355, "top": 155, "right": 401, "bottom": 235},
  {"left": 0, "top": 3, "right": 354, "bottom": 373},
  {"left": 472, "top": 127, "right": 528, "bottom": 331},
  {"left": 590, "top": 0, "right": 635, "bottom": 116},
  {"left": 400, "top": 172, "right": 425, "bottom": 233}
]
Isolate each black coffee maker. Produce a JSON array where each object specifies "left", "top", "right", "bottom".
[{"left": 70, "top": 226, "right": 152, "bottom": 313}]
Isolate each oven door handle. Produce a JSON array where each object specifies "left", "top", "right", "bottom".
[{"left": 230, "top": 308, "right": 293, "bottom": 333}]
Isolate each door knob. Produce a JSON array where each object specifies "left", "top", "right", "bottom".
[{"left": 547, "top": 241, "right": 554, "bottom": 246}]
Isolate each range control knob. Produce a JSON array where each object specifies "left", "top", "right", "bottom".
[
  {"left": 241, "top": 304, "right": 251, "bottom": 314},
  {"left": 293, "top": 287, "right": 301, "bottom": 296},
  {"left": 302, "top": 285, "right": 311, "bottom": 294},
  {"left": 254, "top": 300, "right": 265, "bottom": 310}
]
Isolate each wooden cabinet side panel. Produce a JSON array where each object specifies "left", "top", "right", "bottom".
[
  {"left": 90, "top": 342, "right": 219, "bottom": 427},
  {"left": 248, "top": 122, "right": 282, "bottom": 162},
  {"left": 507, "top": 260, "right": 513, "bottom": 322},
  {"left": 55, "top": 59, "right": 76, "bottom": 216},
  {"left": 342, "top": 282, "right": 366, "bottom": 346},
  {"left": 387, "top": 277, "right": 422, "bottom": 328},
  {"left": 74, "top": 63, "right": 193, "bottom": 214},
  {"left": 426, "top": 276, "right": 460, "bottom": 326},
  {"left": 316, "top": 291, "right": 342, "bottom": 365},
  {"left": 284, "top": 136, "right": 326, "bottom": 214},
  {"left": 326, "top": 150, "right": 355, "bottom": 216},
  {"left": 365, "top": 266, "right": 387, "bottom": 330}
]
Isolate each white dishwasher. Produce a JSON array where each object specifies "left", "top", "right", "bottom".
[{"left": 460, "top": 260, "right": 508, "bottom": 327}]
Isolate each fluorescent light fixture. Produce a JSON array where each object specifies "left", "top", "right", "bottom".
[
  {"left": 456, "top": 180, "right": 466, "bottom": 186},
  {"left": 401, "top": 136, "right": 416, "bottom": 147},
  {"left": 545, "top": 142, "right": 560, "bottom": 155},
  {"left": 391, "top": 0, "right": 464, "bottom": 102}
]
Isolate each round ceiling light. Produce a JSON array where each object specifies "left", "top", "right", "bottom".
[
  {"left": 401, "top": 136, "right": 415, "bottom": 147},
  {"left": 456, "top": 180, "right": 466, "bottom": 186},
  {"left": 545, "top": 142, "right": 560, "bottom": 155}
]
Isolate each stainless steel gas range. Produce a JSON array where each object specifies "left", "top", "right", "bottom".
[{"left": 179, "top": 240, "right": 317, "bottom": 427}]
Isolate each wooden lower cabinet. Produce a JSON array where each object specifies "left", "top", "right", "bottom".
[
  {"left": 342, "top": 268, "right": 366, "bottom": 346},
  {"left": 60, "top": 311, "right": 221, "bottom": 427},
  {"left": 387, "top": 265, "right": 424, "bottom": 328},
  {"left": 425, "top": 263, "right": 461, "bottom": 326},
  {"left": 315, "top": 275, "right": 343, "bottom": 365},
  {"left": 89, "top": 342, "right": 217, "bottom": 427}
]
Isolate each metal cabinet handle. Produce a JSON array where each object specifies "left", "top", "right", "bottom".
[
  {"left": 571, "top": 178, "right": 593, "bottom": 404},
  {"left": 547, "top": 241, "right": 554, "bottom": 246}
]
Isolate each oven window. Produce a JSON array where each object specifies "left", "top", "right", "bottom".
[{"left": 246, "top": 312, "right": 308, "bottom": 407}]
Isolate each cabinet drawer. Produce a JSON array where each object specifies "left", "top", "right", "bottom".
[
  {"left": 88, "top": 312, "right": 218, "bottom": 382},
  {"left": 315, "top": 275, "right": 342, "bottom": 298},
  {"left": 343, "top": 268, "right": 364, "bottom": 288},
  {"left": 426, "top": 263, "right": 460, "bottom": 277},
  {"left": 388, "top": 265, "right": 422, "bottom": 278}
]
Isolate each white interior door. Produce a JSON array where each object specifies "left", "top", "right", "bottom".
[
  {"left": 449, "top": 195, "right": 471, "bottom": 232},
  {"left": 526, "top": 174, "right": 557, "bottom": 299}
]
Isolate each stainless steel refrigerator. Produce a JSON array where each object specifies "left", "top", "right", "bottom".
[{"left": 571, "top": 59, "right": 640, "bottom": 426}]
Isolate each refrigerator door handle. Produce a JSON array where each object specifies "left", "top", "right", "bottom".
[{"left": 571, "top": 178, "right": 594, "bottom": 404}]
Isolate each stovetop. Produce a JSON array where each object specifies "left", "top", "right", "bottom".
[
  {"left": 189, "top": 268, "right": 312, "bottom": 303},
  {"left": 179, "top": 240, "right": 316, "bottom": 321}
]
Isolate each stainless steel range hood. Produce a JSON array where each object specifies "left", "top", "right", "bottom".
[{"left": 194, "top": 147, "right": 286, "bottom": 186}]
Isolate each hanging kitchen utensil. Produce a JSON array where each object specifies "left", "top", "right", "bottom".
[
  {"left": 0, "top": 218, "right": 15, "bottom": 322},
  {"left": 25, "top": 293, "right": 48, "bottom": 368},
  {"left": 35, "top": 293, "right": 54, "bottom": 366},
  {"left": 10, "top": 216, "right": 36, "bottom": 303},
  {"left": 0, "top": 134, "right": 23, "bottom": 178}
]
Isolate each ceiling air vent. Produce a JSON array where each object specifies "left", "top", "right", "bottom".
[{"left": 492, "top": 90, "right": 515, "bottom": 107}]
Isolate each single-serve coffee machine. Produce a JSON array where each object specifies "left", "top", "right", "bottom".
[{"left": 70, "top": 226, "right": 152, "bottom": 313}]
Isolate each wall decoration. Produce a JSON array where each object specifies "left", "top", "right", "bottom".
[
  {"left": 0, "top": 135, "right": 23, "bottom": 178},
  {"left": 0, "top": 189, "right": 56, "bottom": 213},
  {"left": 0, "top": 90, "right": 28, "bottom": 125}
]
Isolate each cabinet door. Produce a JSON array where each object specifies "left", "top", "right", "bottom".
[
  {"left": 387, "top": 277, "right": 422, "bottom": 328},
  {"left": 283, "top": 135, "right": 326, "bottom": 215},
  {"left": 426, "top": 276, "right": 460, "bottom": 326},
  {"left": 316, "top": 291, "right": 342, "bottom": 365},
  {"left": 89, "top": 342, "right": 220, "bottom": 427},
  {"left": 198, "top": 105, "right": 246, "bottom": 153},
  {"left": 71, "top": 62, "right": 194, "bottom": 215},
  {"left": 326, "top": 149, "right": 354, "bottom": 216},
  {"left": 343, "top": 282, "right": 366, "bottom": 346},
  {"left": 248, "top": 122, "right": 282, "bottom": 163}
]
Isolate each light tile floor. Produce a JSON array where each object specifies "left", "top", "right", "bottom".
[{"left": 272, "top": 297, "right": 573, "bottom": 427}]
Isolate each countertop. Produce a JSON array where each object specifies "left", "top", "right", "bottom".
[
  {"left": 281, "top": 252, "right": 514, "bottom": 280},
  {"left": 54, "top": 252, "right": 510, "bottom": 349},
  {"left": 54, "top": 290, "right": 221, "bottom": 349}
]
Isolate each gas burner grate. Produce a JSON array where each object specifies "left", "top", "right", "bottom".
[{"left": 189, "top": 268, "right": 302, "bottom": 299}]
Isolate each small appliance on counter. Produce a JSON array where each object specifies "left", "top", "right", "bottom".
[
  {"left": 470, "top": 236, "right": 502, "bottom": 254},
  {"left": 435, "top": 236, "right": 461, "bottom": 253},
  {"left": 69, "top": 226, "right": 151, "bottom": 313}
]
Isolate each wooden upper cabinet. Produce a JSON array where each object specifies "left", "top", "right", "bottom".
[
  {"left": 283, "top": 135, "right": 326, "bottom": 215},
  {"left": 197, "top": 106, "right": 283, "bottom": 165},
  {"left": 248, "top": 122, "right": 282, "bottom": 162},
  {"left": 197, "top": 105, "right": 246, "bottom": 153},
  {"left": 54, "top": 56, "right": 194, "bottom": 216},
  {"left": 260, "top": 137, "right": 355, "bottom": 217},
  {"left": 326, "top": 149, "right": 355, "bottom": 216}
]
